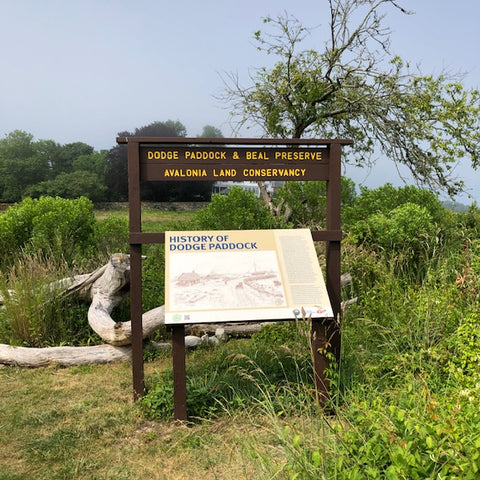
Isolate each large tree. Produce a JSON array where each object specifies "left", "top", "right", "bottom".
[
  {"left": 222, "top": 0, "right": 479, "bottom": 195},
  {"left": 105, "top": 121, "right": 215, "bottom": 201},
  {"left": 0, "top": 131, "right": 49, "bottom": 201}
]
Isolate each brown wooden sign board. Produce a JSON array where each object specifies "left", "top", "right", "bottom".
[
  {"left": 118, "top": 136, "right": 351, "bottom": 420},
  {"left": 140, "top": 146, "right": 330, "bottom": 181}
]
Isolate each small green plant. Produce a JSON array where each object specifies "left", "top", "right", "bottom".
[
  {"left": 94, "top": 215, "right": 129, "bottom": 257},
  {"left": 141, "top": 322, "right": 317, "bottom": 421},
  {"left": 193, "top": 186, "right": 277, "bottom": 230}
]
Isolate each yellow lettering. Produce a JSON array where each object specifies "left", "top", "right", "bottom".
[
  {"left": 273, "top": 150, "right": 322, "bottom": 161},
  {"left": 148, "top": 150, "right": 179, "bottom": 160},
  {"left": 185, "top": 151, "right": 227, "bottom": 160},
  {"left": 246, "top": 151, "right": 270, "bottom": 160},
  {"left": 213, "top": 168, "right": 236, "bottom": 177}
]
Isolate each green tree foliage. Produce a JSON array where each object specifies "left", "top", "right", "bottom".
[
  {"left": 54, "top": 142, "right": 95, "bottom": 176},
  {"left": 275, "top": 177, "right": 356, "bottom": 228},
  {"left": 24, "top": 171, "right": 107, "bottom": 202},
  {"left": 0, "top": 196, "right": 96, "bottom": 267},
  {"left": 194, "top": 186, "right": 276, "bottom": 230},
  {"left": 0, "top": 130, "right": 49, "bottom": 201},
  {"left": 0, "top": 131, "right": 102, "bottom": 202},
  {"left": 72, "top": 150, "right": 108, "bottom": 179},
  {"left": 198, "top": 125, "right": 224, "bottom": 138},
  {"left": 222, "top": 0, "right": 480, "bottom": 195}
]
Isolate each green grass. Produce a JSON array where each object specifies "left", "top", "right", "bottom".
[
  {"left": 94, "top": 207, "right": 198, "bottom": 233},
  {"left": 0, "top": 353, "right": 288, "bottom": 480}
]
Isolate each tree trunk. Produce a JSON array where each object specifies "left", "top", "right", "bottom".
[{"left": 0, "top": 341, "right": 171, "bottom": 368}]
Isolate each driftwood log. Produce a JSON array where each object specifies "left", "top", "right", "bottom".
[
  {"left": 0, "top": 254, "right": 167, "bottom": 366},
  {"left": 0, "top": 253, "right": 355, "bottom": 367},
  {"left": 0, "top": 342, "right": 172, "bottom": 368},
  {"left": 82, "top": 254, "right": 165, "bottom": 346},
  {"left": 0, "top": 344, "right": 132, "bottom": 367}
]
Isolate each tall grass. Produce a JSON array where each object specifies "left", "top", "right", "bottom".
[
  {"left": 138, "top": 230, "right": 480, "bottom": 478},
  {"left": 0, "top": 251, "right": 92, "bottom": 346},
  {"left": 231, "top": 235, "right": 480, "bottom": 479}
]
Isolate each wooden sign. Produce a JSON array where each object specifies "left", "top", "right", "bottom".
[
  {"left": 139, "top": 145, "right": 329, "bottom": 181},
  {"left": 119, "top": 136, "right": 351, "bottom": 419}
]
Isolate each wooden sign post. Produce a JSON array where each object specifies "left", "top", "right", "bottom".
[{"left": 118, "top": 137, "right": 351, "bottom": 418}]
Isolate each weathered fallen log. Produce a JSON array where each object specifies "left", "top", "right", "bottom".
[
  {"left": 0, "top": 343, "right": 132, "bottom": 367},
  {"left": 73, "top": 253, "right": 165, "bottom": 346},
  {"left": 89, "top": 304, "right": 166, "bottom": 346},
  {"left": 0, "top": 341, "right": 172, "bottom": 368},
  {"left": 186, "top": 322, "right": 266, "bottom": 337}
]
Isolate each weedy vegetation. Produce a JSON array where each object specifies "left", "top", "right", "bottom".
[{"left": 1, "top": 186, "right": 479, "bottom": 479}]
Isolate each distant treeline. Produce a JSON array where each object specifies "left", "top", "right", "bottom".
[{"left": 0, "top": 121, "right": 223, "bottom": 203}]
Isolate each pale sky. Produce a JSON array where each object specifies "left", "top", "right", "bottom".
[{"left": 1, "top": 1, "right": 479, "bottom": 203}]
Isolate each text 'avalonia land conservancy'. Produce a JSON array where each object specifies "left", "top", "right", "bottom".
[{"left": 163, "top": 167, "right": 307, "bottom": 178}]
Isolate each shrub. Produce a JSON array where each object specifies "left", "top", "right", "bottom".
[
  {"left": 0, "top": 196, "right": 96, "bottom": 268},
  {"left": 441, "top": 313, "right": 480, "bottom": 388},
  {"left": 349, "top": 202, "right": 436, "bottom": 262},
  {"left": 347, "top": 183, "right": 447, "bottom": 225},
  {"left": 94, "top": 216, "right": 129, "bottom": 257},
  {"left": 193, "top": 186, "right": 276, "bottom": 230}
]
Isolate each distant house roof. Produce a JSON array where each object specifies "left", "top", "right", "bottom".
[{"left": 177, "top": 271, "right": 201, "bottom": 285}]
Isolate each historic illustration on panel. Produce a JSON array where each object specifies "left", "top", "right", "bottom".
[{"left": 169, "top": 250, "right": 286, "bottom": 311}]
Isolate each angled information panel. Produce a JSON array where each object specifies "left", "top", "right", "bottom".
[{"left": 165, "top": 228, "right": 333, "bottom": 324}]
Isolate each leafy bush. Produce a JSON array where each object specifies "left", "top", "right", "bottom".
[
  {"left": 349, "top": 202, "right": 436, "bottom": 262},
  {"left": 275, "top": 177, "right": 357, "bottom": 228},
  {"left": 279, "top": 379, "right": 480, "bottom": 479},
  {"left": 440, "top": 313, "right": 480, "bottom": 388},
  {"left": 94, "top": 216, "right": 129, "bottom": 257},
  {"left": 346, "top": 183, "right": 447, "bottom": 226},
  {"left": 0, "top": 196, "right": 96, "bottom": 268},
  {"left": 193, "top": 186, "right": 276, "bottom": 230}
]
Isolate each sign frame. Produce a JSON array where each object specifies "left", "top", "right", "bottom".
[{"left": 118, "top": 136, "right": 352, "bottom": 420}]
